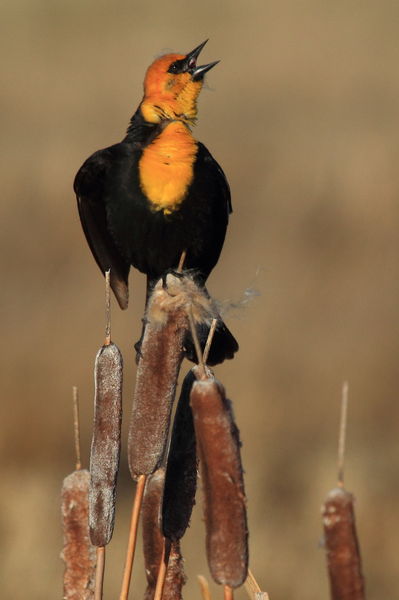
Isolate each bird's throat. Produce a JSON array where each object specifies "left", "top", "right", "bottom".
[{"left": 138, "top": 122, "right": 198, "bottom": 214}]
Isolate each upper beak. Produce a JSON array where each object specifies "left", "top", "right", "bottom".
[
  {"left": 185, "top": 40, "right": 220, "bottom": 81},
  {"left": 186, "top": 40, "right": 209, "bottom": 64}
]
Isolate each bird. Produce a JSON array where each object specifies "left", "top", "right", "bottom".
[{"left": 74, "top": 40, "right": 238, "bottom": 365}]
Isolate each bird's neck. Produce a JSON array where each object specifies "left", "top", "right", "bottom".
[{"left": 125, "top": 108, "right": 164, "bottom": 146}]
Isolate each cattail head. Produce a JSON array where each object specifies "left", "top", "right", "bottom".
[
  {"left": 191, "top": 376, "right": 248, "bottom": 588},
  {"left": 61, "top": 469, "right": 96, "bottom": 599},
  {"left": 89, "top": 342, "right": 123, "bottom": 547}
]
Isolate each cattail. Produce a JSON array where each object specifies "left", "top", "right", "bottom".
[
  {"left": 162, "top": 368, "right": 197, "bottom": 541},
  {"left": 142, "top": 469, "right": 186, "bottom": 600},
  {"left": 322, "top": 487, "right": 365, "bottom": 600},
  {"left": 89, "top": 341, "right": 123, "bottom": 546},
  {"left": 191, "top": 376, "right": 248, "bottom": 588},
  {"left": 62, "top": 387, "right": 96, "bottom": 599},
  {"left": 322, "top": 382, "right": 365, "bottom": 600},
  {"left": 121, "top": 274, "right": 213, "bottom": 600},
  {"left": 61, "top": 469, "right": 96, "bottom": 599},
  {"left": 128, "top": 275, "right": 199, "bottom": 480},
  {"left": 163, "top": 541, "right": 186, "bottom": 600},
  {"left": 89, "top": 271, "right": 123, "bottom": 548}
]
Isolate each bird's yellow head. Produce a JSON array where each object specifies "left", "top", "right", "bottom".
[{"left": 140, "top": 40, "right": 219, "bottom": 125}]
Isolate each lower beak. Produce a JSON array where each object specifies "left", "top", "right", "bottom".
[{"left": 192, "top": 60, "right": 220, "bottom": 81}]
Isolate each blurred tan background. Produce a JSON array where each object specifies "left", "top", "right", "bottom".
[{"left": 1, "top": 1, "right": 399, "bottom": 598}]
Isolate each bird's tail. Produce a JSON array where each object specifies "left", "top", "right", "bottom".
[
  {"left": 183, "top": 283, "right": 238, "bottom": 366},
  {"left": 183, "top": 316, "right": 239, "bottom": 366}
]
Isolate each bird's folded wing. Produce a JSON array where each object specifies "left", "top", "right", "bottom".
[{"left": 74, "top": 149, "right": 130, "bottom": 309}]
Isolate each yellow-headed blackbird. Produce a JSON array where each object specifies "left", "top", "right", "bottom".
[{"left": 74, "top": 41, "right": 238, "bottom": 365}]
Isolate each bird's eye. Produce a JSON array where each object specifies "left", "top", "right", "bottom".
[
  {"left": 167, "top": 58, "right": 187, "bottom": 74},
  {"left": 168, "top": 62, "right": 179, "bottom": 74}
]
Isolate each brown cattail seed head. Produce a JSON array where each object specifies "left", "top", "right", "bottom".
[
  {"left": 128, "top": 278, "right": 189, "bottom": 479},
  {"left": 322, "top": 487, "right": 365, "bottom": 600},
  {"left": 61, "top": 469, "right": 96, "bottom": 599},
  {"left": 89, "top": 342, "right": 123, "bottom": 547},
  {"left": 191, "top": 378, "right": 248, "bottom": 588}
]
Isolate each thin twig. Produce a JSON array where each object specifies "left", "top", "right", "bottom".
[
  {"left": 338, "top": 381, "right": 349, "bottom": 487},
  {"left": 187, "top": 305, "right": 205, "bottom": 376},
  {"left": 153, "top": 538, "right": 171, "bottom": 600},
  {"left": 224, "top": 586, "right": 234, "bottom": 600},
  {"left": 94, "top": 546, "right": 106, "bottom": 600},
  {"left": 105, "top": 270, "right": 111, "bottom": 346},
  {"left": 119, "top": 474, "right": 147, "bottom": 600},
  {"left": 72, "top": 386, "right": 82, "bottom": 471},
  {"left": 245, "top": 569, "right": 269, "bottom": 600},
  {"left": 202, "top": 318, "right": 217, "bottom": 366},
  {"left": 197, "top": 575, "right": 212, "bottom": 600},
  {"left": 177, "top": 250, "right": 187, "bottom": 273}
]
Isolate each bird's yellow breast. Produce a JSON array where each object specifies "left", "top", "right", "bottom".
[{"left": 138, "top": 122, "right": 198, "bottom": 214}]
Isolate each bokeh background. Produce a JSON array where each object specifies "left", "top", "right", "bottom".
[{"left": 2, "top": 1, "right": 399, "bottom": 598}]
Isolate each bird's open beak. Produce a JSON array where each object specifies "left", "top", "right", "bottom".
[{"left": 186, "top": 40, "right": 220, "bottom": 81}]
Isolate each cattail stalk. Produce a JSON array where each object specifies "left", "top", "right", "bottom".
[
  {"left": 224, "top": 586, "right": 234, "bottom": 600},
  {"left": 119, "top": 474, "right": 147, "bottom": 600},
  {"left": 153, "top": 539, "right": 171, "bottom": 600},
  {"left": 94, "top": 546, "right": 106, "bottom": 600},
  {"left": 245, "top": 569, "right": 270, "bottom": 600},
  {"left": 197, "top": 575, "right": 212, "bottom": 600}
]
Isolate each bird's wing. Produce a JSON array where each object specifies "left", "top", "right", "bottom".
[
  {"left": 197, "top": 142, "right": 232, "bottom": 216},
  {"left": 74, "top": 147, "right": 131, "bottom": 309}
]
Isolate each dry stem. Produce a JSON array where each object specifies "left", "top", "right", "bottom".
[
  {"left": 153, "top": 539, "right": 171, "bottom": 600},
  {"left": 72, "top": 386, "right": 82, "bottom": 471},
  {"left": 245, "top": 570, "right": 270, "bottom": 600},
  {"left": 224, "top": 586, "right": 234, "bottom": 600},
  {"left": 198, "top": 576, "right": 212, "bottom": 600},
  {"left": 119, "top": 474, "right": 147, "bottom": 600},
  {"left": 105, "top": 269, "right": 111, "bottom": 346},
  {"left": 202, "top": 318, "right": 217, "bottom": 365},
  {"left": 94, "top": 546, "right": 105, "bottom": 600},
  {"left": 187, "top": 305, "right": 205, "bottom": 375},
  {"left": 338, "top": 381, "right": 349, "bottom": 487},
  {"left": 177, "top": 250, "right": 187, "bottom": 272}
]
